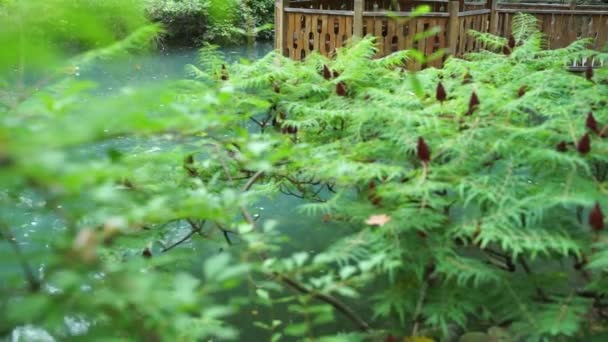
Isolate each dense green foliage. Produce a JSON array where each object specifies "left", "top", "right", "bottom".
[
  {"left": 145, "top": 0, "right": 274, "bottom": 46},
  {"left": 2, "top": 1, "right": 608, "bottom": 341}
]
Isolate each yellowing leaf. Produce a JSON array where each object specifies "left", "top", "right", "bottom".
[
  {"left": 365, "top": 214, "right": 391, "bottom": 227},
  {"left": 404, "top": 337, "right": 435, "bottom": 342}
]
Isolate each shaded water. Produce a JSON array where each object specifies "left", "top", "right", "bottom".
[{"left": 5, "top": 42, "right": 364, "bottom": 340}]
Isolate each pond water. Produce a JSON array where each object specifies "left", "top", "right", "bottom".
[
  {"left": 6, "top": 42, "right": 367, "bottom": 341},
  {"left": 82, "top": 42, "right": 274, "bottom": 91}
]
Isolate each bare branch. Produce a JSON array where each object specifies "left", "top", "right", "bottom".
[
  {"left": 0, "top": 224, "right": 40, "bottom": 291},
  {"left": 161, "top": 220, "right": 206, "bottom": 253},
  {"left": 278, "top": 273, "right": 371, "bottom": 332},
  {"left": 243, "top": 170, "right": 265, "bottom": 191},
  {"left": 411, "top": 281, "right": 428, "bottom": 336}
]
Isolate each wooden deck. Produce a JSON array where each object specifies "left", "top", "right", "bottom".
[{"left": 275, "top": 0, "right": 608, "bottom": 69}]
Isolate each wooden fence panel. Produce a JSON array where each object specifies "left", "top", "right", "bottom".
[
  {"left": 285, "top": 11, "right": 354, "bottom": 60},
  {"left": 363, "top": 15, "right": 449, "bottom": 69},
  {"left": 496, "top": 10, "right": 608, "bottom": 50}
]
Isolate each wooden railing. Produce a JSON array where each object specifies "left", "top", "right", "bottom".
[{"left": 275, "top": 0, "right": 608, "bottom": 68}]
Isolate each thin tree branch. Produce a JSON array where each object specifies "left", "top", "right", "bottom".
[
  {"left": 243, "top": 170, "right": 265, "bottom": 191},
  {"left": 215, "top": 223, "right": 237, "bottom": 245},
  {"left": 161, "top": 220, "right": 206, "bottom": 253},
  {"left": 250, "top": 117, "right": 264, "bottom": 128},
  {"left": 519, "top": 257, "right": 549, "bottom": 301},
  {"left": 278, "top": 273, "right": 371, "bottom": 332},
  {"left": 411, "top": 281, "right": 428, "bottom": 336},
  {"left": 0, "top": 224, "right": 40, "bottom": 291},
  {"left": 161, "top": 230, "right": 198, "bottom": 253}
]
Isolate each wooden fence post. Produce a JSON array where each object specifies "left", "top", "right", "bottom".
[
  {"left": 448, "top": 1, "right": 460, "bottom": 56},
  {"left": 275, "top": 0, "right": 289, "bottom": 55},
  {"left": 488, "top": 0, "right": 498, "bottom": 34},
  {"left": 353, "top": 0, "right": 365, "bottom": 38}
]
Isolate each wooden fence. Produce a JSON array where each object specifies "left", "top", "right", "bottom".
[{"left": 275, "top": 0, "right": 608, "bottom": 69}]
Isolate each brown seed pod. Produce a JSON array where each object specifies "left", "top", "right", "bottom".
[
  {"left": 508, "top": 35, "right": 516, "bottom": 49},
  {"left": 183, "top": 154, "right": 197, "bottom": 177},
  {"left": 367, "top": 181, "right": 382, "bottom": 207},
  {"left": 336, "top": 81, "right": 347, "bottom": 97},
  {"left": 272, "top": 111, "right": 287, "bottom": 127},
  {"left": 282, "top": 124, "right": 298, "bottom": 135},
  {"left": 333, "top": 70, "right": 340, "bottom": 78},
  {"left": 576, "top": 133, "right": 591, "bottom": 154},
  {"left": 574, "top": 254, "right": 588, "bottom": 270},
  {"left": 586, "top": 112, "right": 600, "bottom": 134},
  {"left": 466, "top": 91, "right": 480, "bottom": 116},
  {"left": 555, "top": 141, "right": 568, "bottom": 152},
  {"left": 417, "top": 137, "right": 431, "bottom": 163},
  {"left": 463, "top": 72, "right": 473, "bottom": 85},
  {"left": 142, "top": 248, "right": 153, "bottom": 258},
  {"left": 517, "top": 85, "right": 527, "bottom": 98},
  {"left": 385, "top": 335, "right": 397, "bottom": 342},
  {"left": 436, "top": 82, "right": 447, "bottom": 102},
  {"left": 322, "top": 65, "right": 332, "bottom": 80},
  {"left": 586, "top": 64, "right": 594, "bottom": 81},
  {"left": 220, "top": 64, "right": 228, "bottom": 81},
  {"left": 367, "top": 181, "right": 381, "bottom": 206},
  {"left": 589, "top": 202, "right": 604, "bottom": 231}
]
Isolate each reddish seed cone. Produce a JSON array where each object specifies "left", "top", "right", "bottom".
[
  {"left": 417, "top": 137, "right": 431, "bottom": 163},
  {"left": 142, "top": 248, "right": 152, "bottom": 258},
  {"left": 574, "top": 254, "right": 588, "bottom": 270},
  {"left": 367, "top": 181, "right": 381, "bottom": 206},
  {"left": 463, "top": 72, "right": 473, "bottom": 85},
  {"left": 517, "top": 85, "right": 527, "bottom": 98},
  {"left": 183, "top": 154, "right": 197, "bottom": 177},
  {"left": 282, "top": 125, "right": 298, "bottom": 134},
  {"left": 385, "top": 335, "right": 397, "bottom": 342},
  {"left": 586, "top": 112, "right": 600, "bottom": 134},
  {"left": 336, "top": 81, "right": 347, "bottom": 96},
  {"left": 322, "top": 65, "right": 332, "bottom": 80},
  {"left": 466, "top": 91, "right": 480, "bottom": 115},
  {"left": 555, "top": 141, "right": 568, "bottom": 152},
  {"left": 508, "top": 35, "right": 516, "bottom": 49},
  {"left": 220, "top": 64, "right": 228, "bottom": 81},
  {"left": 577, "top": 133, "right": 591, "bottom": 154},
  {"left": 589, "top": 202, "right": 604, "bottom": 231},
  {"left": 333, "top": 70, "right": 340, "bottom": 78},
  {"left": 436, "top": 82, "right": 447, "bottom": 102},
  {"left": 503, "top": 45, "right": 511, "bottom": 55}
]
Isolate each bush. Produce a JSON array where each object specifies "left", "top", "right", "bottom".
[
  {"left": 145, "top": 0, "right": 210, "bottom": 46},
  {"left": 145, "top": 0, "right": 274, "bottom": 46},
  {"left": 3, "top": 2, "right": 608, "bottom": 340}
]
